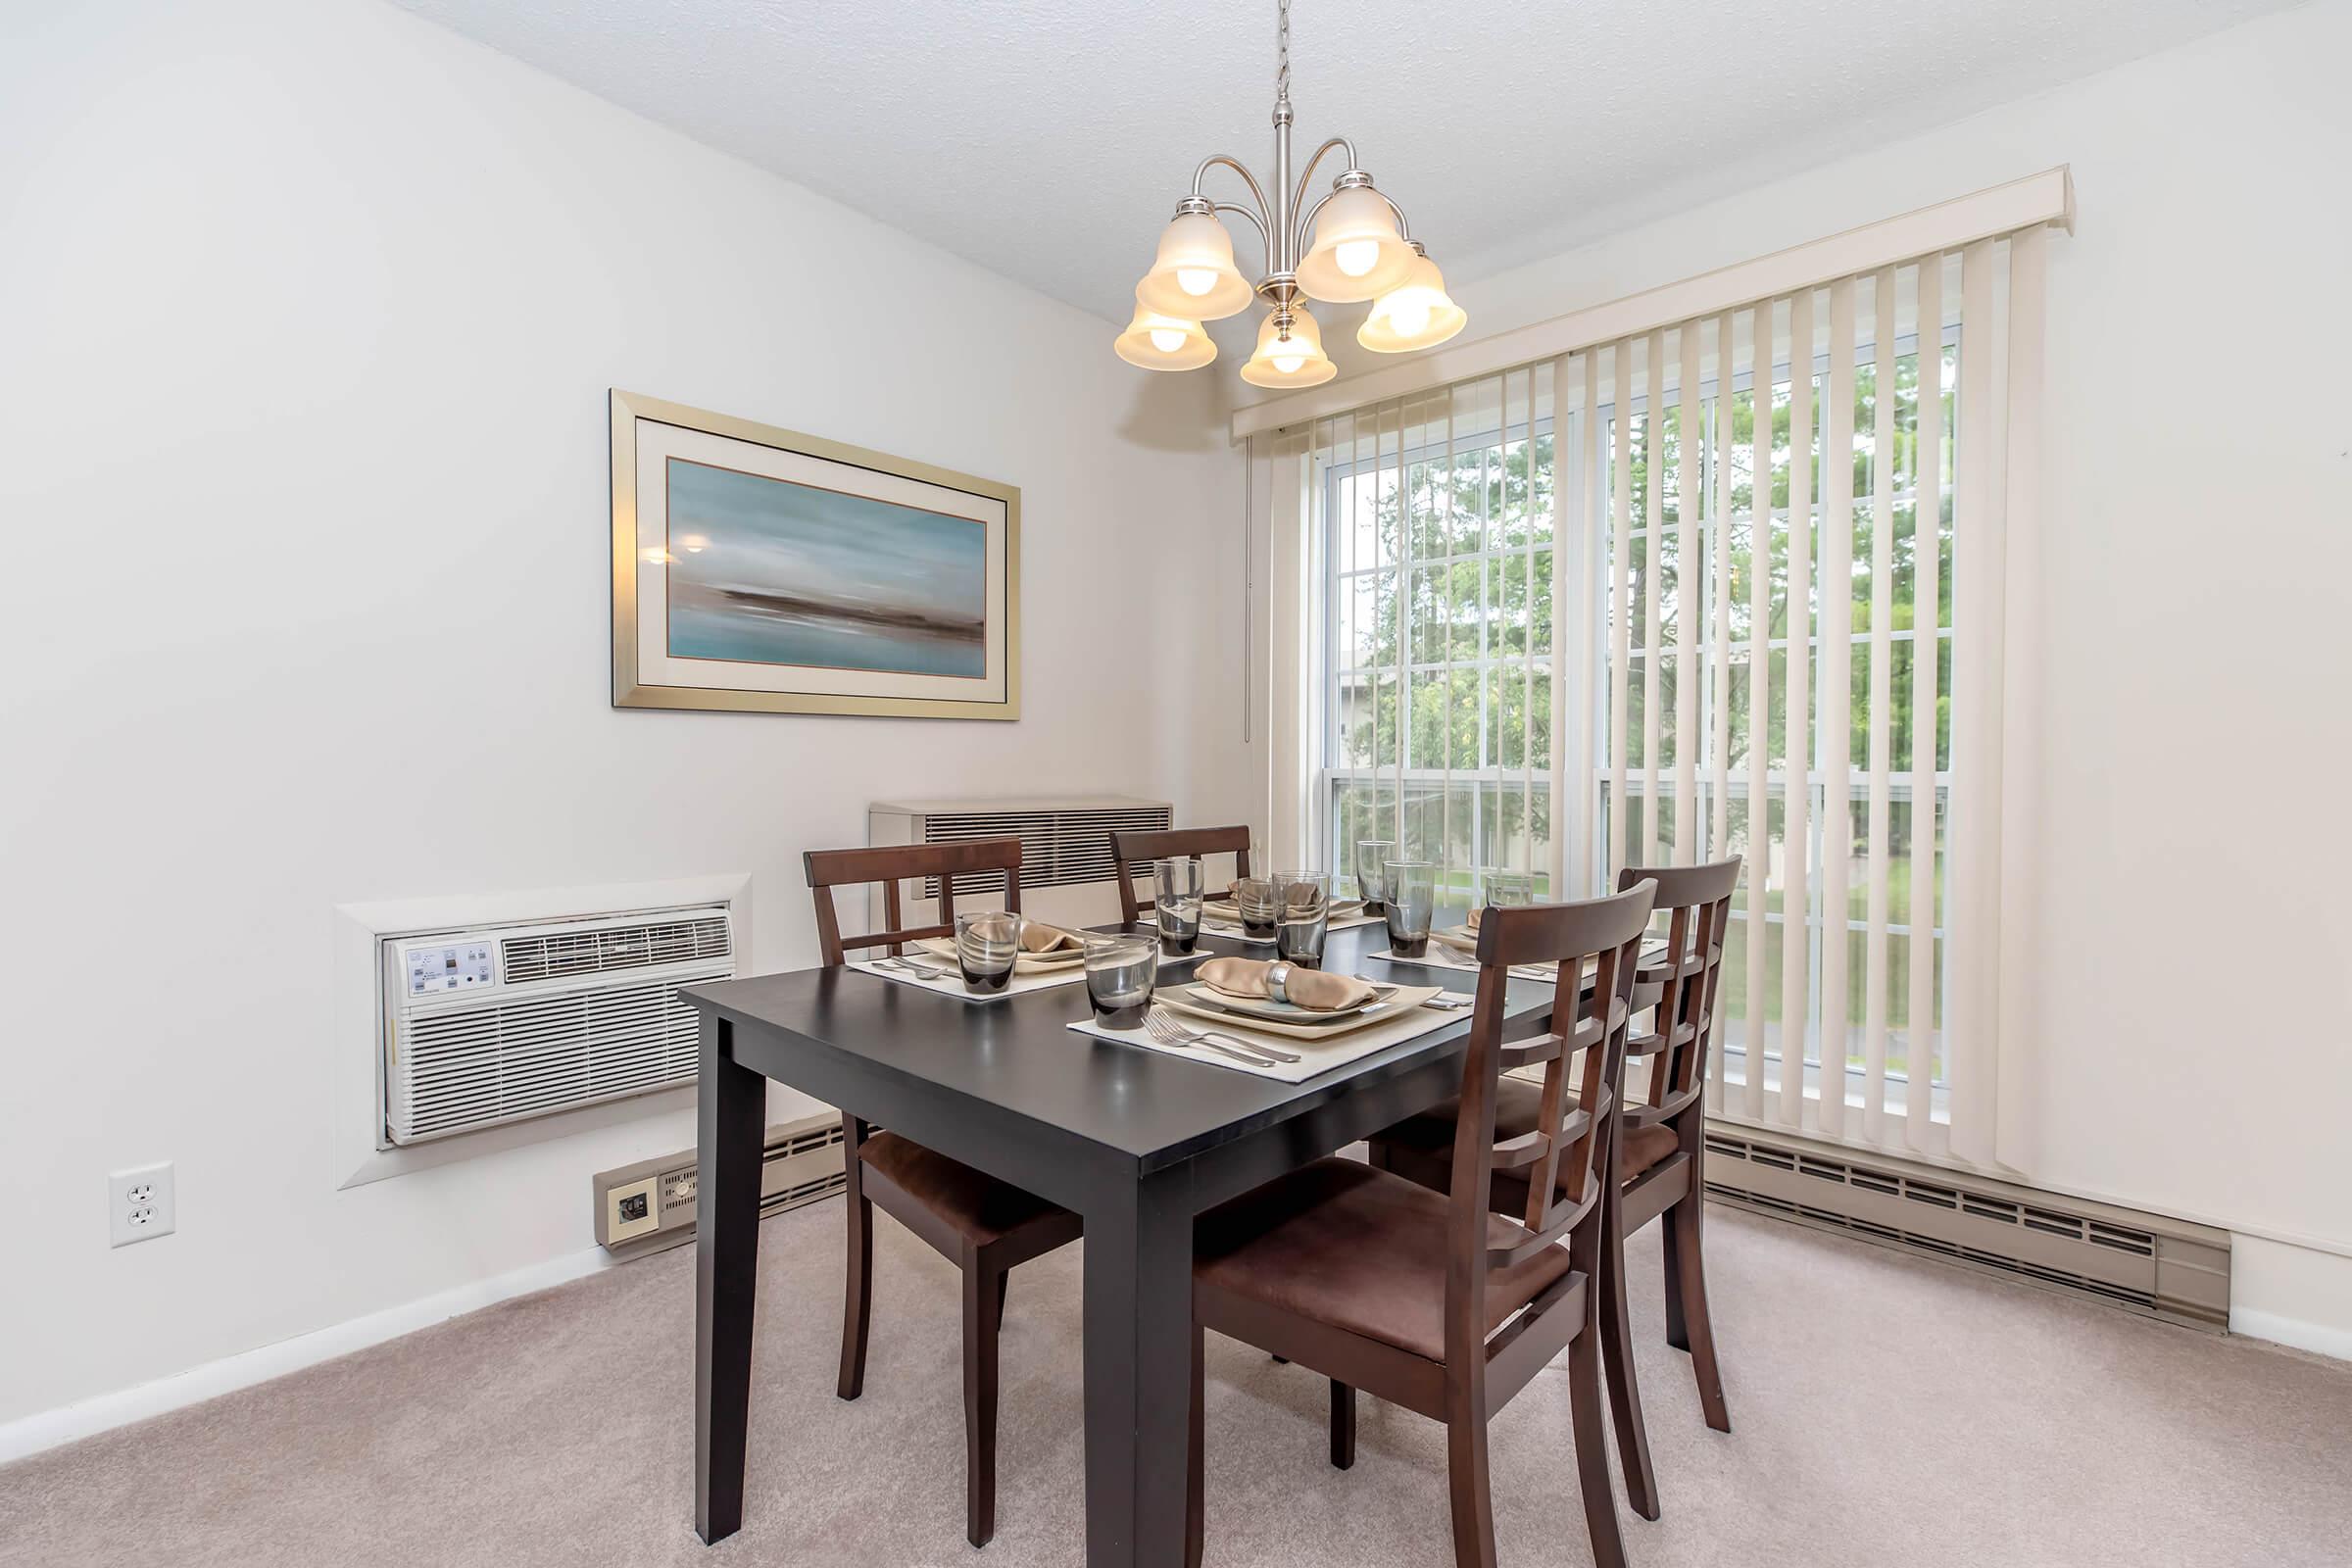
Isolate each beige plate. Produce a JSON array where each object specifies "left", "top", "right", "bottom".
[
  {"left": 1158, "top": 983, "right": 1449, "bottom": 1040},
  {"left": 914, "top": 936, "right": 1084, "bottom": 973}
]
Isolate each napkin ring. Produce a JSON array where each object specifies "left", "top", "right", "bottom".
[{"left": 1264, "top": 961, "right": 1294, "bottom": 1005}]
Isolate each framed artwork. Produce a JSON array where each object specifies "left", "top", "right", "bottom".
[{"left": 610, "top": 389, "right": 1019, "bottom": 719}]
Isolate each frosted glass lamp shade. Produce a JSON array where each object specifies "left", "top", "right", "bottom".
[
  {"left": 1114, "top": 298, "right": 1216, "bottom": 370},
  {"left": 1357, "top": 251, "right": 1467, "bottom": 353},
  {"left": 1240, "top": 306, "right": 1337, "bottom": 389},
  {"left": 1136, "top": 213, "right": 1254, "bottom": 319},
  {"left": 1295, "top": 186, "right": 1414, "bottom": 303}
]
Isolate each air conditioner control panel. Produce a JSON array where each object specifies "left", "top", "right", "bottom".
[{"left": 400, "top": 940, "right": 496, "bottom": 997}]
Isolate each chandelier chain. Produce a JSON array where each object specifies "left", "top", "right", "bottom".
[{"left": 1276, "top": 0, "right": 1290, "bottom": 107}]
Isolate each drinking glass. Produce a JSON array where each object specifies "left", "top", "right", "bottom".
[
  {"left": 1233, "top": 875, "right": 1278, "bottom": 942},
  {"left": 955, "top": 910, "right": 1022, "bottom": 995},
  {"left": 1083, "top": 933, "right": 1157, "bottom": 1029},
  {"left": 1272, "top": 871, "right": 1329, "bottom": 966},
  {"left": 1154, "top": 857, "right": 1205, "bottom": 955},
  {"left": 1383, "top": 858, "right": 1437, "bottom": 957},
  {"left": 1481, "top": 868, "right": 1538, "bottom": 910},
  {"left": 1353, "top": 839, "right": 1395, "bottom": 912}
]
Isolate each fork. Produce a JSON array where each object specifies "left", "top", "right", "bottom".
[
  {"left": 1144, "top": 1010, "right": 1297, "bottom": 1067},
  {"left": 876, "top": 955, "right": 952, "bottom": 980}
]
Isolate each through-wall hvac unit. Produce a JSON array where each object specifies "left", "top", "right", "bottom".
[
  {"left": 866, "top": 795, "right": 1174, "bottom": 931},
  {"left": 378, "top": 904, "right": 736, "bottom": 1146}
]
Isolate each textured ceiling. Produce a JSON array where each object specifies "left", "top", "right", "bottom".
[{"left": 393, "top": 0, "right": 2290, "bottom": 322}]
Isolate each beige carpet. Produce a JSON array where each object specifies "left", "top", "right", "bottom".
[{"left": 5, "top": 1199, "right": 2349, "bottom": 1567}]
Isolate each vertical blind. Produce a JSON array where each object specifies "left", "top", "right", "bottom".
[{"left": 1288, "top": 225, "right": 2047, "bottom": 1168}]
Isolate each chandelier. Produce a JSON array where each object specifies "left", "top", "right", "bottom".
[{"left": 1114, "top": 0, "right": 1466, "bottom": 388}]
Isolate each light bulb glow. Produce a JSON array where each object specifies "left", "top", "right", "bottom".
[
  {"left": 1176, "top": 267, "right": 1217, "bottom": 297},
  {"left": 1149, "top": 326, "right": 1188, "bottom": 354},
  {"left": 1387, "top": 298, "right": 1434, "bottom": 338},
  {"left": 1273, "top": 353, "right": 1305, "bottom": 374},
  {"left": 1334, "top": 238, "right": 1380, "bottom": 278}
]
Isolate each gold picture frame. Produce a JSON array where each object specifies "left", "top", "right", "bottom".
[{"left": 610, "top": 389, "right": 1020, "bottom": 719}]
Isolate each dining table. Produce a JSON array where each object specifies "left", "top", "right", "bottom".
[{"left": 681, "top": 913, "right": 1572, "bottom": 1567}]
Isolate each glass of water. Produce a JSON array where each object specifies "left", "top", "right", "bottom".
[
  {"left": 1354, "top": 839, "right": 1395, "bottom": 912},
  {"left": 1481, "top": 868, "right": 1538, "bottom": 910},
  {"left": 1383, "top": 859, "right": 1437, "bottom": 956},
  {"left": 955, "top": 910, "right": 1022, "bottom": 995},
  {"left": 1233, "top": 875, "right": 1278, "bottom": 942},
  {"left": 1083, "top": 933, "right": 1157, "bottom": 1029},
  {"left": 1272, "top": 871, "right": 1329, "bottom": 966},
  {"left": 1155, "top": 857, "right": 1205, "bottom": 955}
]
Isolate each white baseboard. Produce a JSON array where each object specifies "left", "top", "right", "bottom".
[
  {"left": 0, "top": 1247, "right": 612, "bottom": 1466},
  {"left": 2229, "top": 1233, "right": 2352, "bottom": 1361}
]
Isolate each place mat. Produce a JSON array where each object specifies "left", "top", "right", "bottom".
[
  {"left": 1160, "top": 981, "right": 1450, "bottom": 1040},
  {"left": 1199, "top": 908, "right": 1385, "bottom": 945},
  {"left": 1372, "top": 937, "right": 1672, "bottom": 984},
  {"left": 853, "top": 946, "right": 1205, "bottom": 1004},
  {"left": 1066, "top": 999, "right": 1468, "bottom": 1083}
]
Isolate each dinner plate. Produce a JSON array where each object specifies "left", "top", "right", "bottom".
[
  {"left": 913, "top": 935, "right": 1086, "bottom": 972},
  {"left": 1181, "top": 981, "right": 1379, "bottom": 1023},
  {"left": 1157, "top": 983, "right": 1450, "bottom": 1040}
]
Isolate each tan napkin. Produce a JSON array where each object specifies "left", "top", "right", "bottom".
[
  {"left": 1019, "top": 922, "right": 1080, "bottom": 954},
  {"left": 1197, "top": 957, "right": 1374, "bottom": 1012}
]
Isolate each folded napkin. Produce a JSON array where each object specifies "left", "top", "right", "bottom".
[
  {"left": 1197, "top": 957, "right": 1374, "bottom": 1012},
  {"left": 1019, "top": 922, "right": 1080, "bottom": 955}
]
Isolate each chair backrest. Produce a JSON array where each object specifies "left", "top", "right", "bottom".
[
  {"left": 803, "top": 839, "right": 1024, "bottom": 964},
  {"left": 1615, "top": 858, "right": 1740, "bottom": 1123},
  {"left": 1105, "top": 824, "right": 1253, "bottom": 923},
  {"left": 1446, "top": 881, "right": 1656, "bottom": 1343}
]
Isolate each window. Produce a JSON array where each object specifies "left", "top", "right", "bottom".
[{"left": 1314, "top": 369, "right": 1558, "bottom": 902}]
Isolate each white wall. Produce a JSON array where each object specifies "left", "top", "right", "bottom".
[
  {"left": 1305, "top": 0, "right": 2352, "bottom": 1349},
  {"left": 0, "top": 0, "right": 1247, "bottom": 1431}
]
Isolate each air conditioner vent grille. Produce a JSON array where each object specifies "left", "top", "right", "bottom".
[
  {"left": 916, "top": 805, "right": 1174, "bottom": 896},
  {"left": 502, "top": 915, "right": 730, "bottom": 985}
]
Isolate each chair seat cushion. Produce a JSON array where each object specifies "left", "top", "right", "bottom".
[
  {"left": 858, "top": 1132, "right": 1068, "bottom": 1246},
  {"left": 1374, "top": 1078, "right": 1684, "bottom": 1189},
  {"left": 1194, "top": 1157, "right": 1576, "bottom": 1364}
]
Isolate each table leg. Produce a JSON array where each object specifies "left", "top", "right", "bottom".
[
  {"left": 1083, "top": 1167, "right": 1196, "bottom": 1567},
  {"left": 695, "top": 1012, "right": 767, "bottom": 1544}
]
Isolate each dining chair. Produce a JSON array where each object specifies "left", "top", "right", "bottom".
[
  {"left": 803, "top": 838, "right": 1085, "bottom": 1549},
  {"left": 1185, "top": 881, "right": 1657, "bottom": 1568},
  {"left": 1365, "top": 857, "right": 1740, "bottom": 1521},
  {"left": 1106, "top": 824, "right": 1253, "bottom": 925}
]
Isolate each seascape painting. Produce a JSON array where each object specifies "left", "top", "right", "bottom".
[
  {"left": 612, "top": 389, "right": 1018, "bottom": 719},
  {"left": 663, "top": 459, "right": 987, "bottom": 678}
]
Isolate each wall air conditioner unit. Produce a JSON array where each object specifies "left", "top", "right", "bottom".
[
  {"left": 379, "top": 905, "right": 735, "bottom": 1146},
  {"left": 865, "top": 795, "right": 1176, "bottom": 932}
]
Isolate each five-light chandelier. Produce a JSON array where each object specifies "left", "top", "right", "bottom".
[{"left": 1114, "top": 0, "right": 1465, "bottom": 388}]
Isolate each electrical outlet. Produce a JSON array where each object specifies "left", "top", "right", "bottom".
[{"left": 109, "top": 1162, "right": 175, "bottom": 1248}]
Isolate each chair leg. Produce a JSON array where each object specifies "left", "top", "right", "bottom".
[
  {"left": 1661, "top": 1202, "right": 1690, "bottom": 1352},
  {"left": 837, "top": 1120, "right": 872, "bottom": 1402},
  {"left": 1598, "top": 1184, "right": 1659, "bottom": 1520},
  {"left": 1328, "top": 1381, "right": 1356, "bottom": 1471},
  {"left": 1671, "top": 1194, "right": 1732, "bottom": 1433},
  {"left": 1568, "top": 1326, "right": 1630, "bottom": 1568},
  {"left": 962, "top": 1258, "right": 1003, "bottom": 1548},
  {"left": 1442, "top": 1379, "right": 1497, "bottom": 1568},
  {"left": 1186, "top": 1319, "right": 1205, "bottom": 1568},
  {"left": 997, "top": 1268, "right": 1009, "bottom": 1317}
]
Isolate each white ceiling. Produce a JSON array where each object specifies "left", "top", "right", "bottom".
[{"left": 394, "top": 0, "right": 2289, "bottom": 323}]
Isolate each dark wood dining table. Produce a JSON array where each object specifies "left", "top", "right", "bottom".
[{"left": 682, "top": 915, "right": 1564, "bottom": 1567}]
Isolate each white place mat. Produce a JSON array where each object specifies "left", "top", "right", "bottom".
[
  {"left": 1199, "top": 909, "right": 1386, "bottom": 946},
  {"left": 852, "top": 947, "right": 1205, "bottom": 1004},
  {"left": 1371, "top": 938, "right": 1670, "bottom": 984},
  {"left": 1066, "top": 998, "right": 1467, "bottom": 1082}
]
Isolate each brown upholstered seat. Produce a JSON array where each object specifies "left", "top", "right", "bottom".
[
  {"left": 1196, "top": 1157, "right": 1575, "bottom": 1363},
  {"left": 858, "top": 1132, "right": 1066, "bottom": 1248},
  {"left": 1379, "top": 1078, "right": 1682, "bottom": 1189}
]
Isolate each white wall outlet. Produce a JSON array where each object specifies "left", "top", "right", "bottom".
[{"left": 109, "top": 1162, "right": 175, "bottom": 1248}]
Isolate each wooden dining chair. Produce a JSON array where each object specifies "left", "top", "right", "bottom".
[
  {"left": 803, "top": 838, "right": 1085, "bottom": 1549},
  {"left": 1366, "top": 856, "right": 1740, "bottom": 1521},
  {"left": 1106, "top": 824, "right": 1254, "bottom": 924},
  {"left": 1185, "top": 882, "right": 1657, "bottom": 1568}
]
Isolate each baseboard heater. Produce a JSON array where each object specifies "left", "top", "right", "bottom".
[
  {"left": 592, "top": 1112, "right": 846, "bottom": 1259},
  {"left": 1701, "top": 1123, "right": 2230, "bottom": 1332}
]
